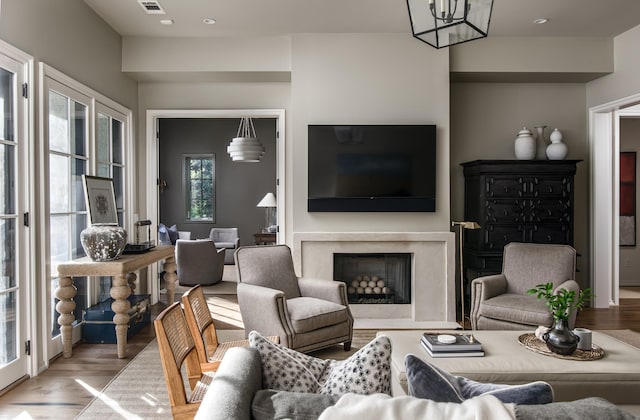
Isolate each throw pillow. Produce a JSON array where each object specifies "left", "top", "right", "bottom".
[
  {"left": 248, "top": 330, "right": 392, "bottom": 396},
  {"left": 252, "top": 389, "right": 339, "bottom": 420},
  {"left": 405, "top": 354, "right": 554, "bottom": 405}
]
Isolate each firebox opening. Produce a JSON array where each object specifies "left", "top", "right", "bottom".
[{"left": 333, "top": 253, "right": 411, "bottom": 304}]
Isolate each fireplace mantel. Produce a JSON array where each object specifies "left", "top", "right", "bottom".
[{"left": 293, "top": 232, "right": 458, "bottom": 329}]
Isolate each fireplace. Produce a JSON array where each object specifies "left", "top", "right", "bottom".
[
  {"left": 333, "top": 253, "right": 411, "bottom": 304},
  {"left": 293, "top": 232, "right": 458, "bottom": 329}
]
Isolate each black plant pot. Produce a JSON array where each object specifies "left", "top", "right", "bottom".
[{"left": 543, "top": 319, "right": 579, "bottom": 355}]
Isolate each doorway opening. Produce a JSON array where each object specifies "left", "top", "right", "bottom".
[{"left": 145, "top": 109, "right": 286, "bottom": 303}]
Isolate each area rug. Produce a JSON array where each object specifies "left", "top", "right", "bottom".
[{"left": 76, "top": 329, "right": 639, "bottom": 419}]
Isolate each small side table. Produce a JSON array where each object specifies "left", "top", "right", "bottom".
[{"left": 254, "top": 232, "right": 276, "bottom": 245}]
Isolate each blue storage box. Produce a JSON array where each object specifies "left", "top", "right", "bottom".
[{"left": 82, "top": 294, "right": 151, "bottom": 344}]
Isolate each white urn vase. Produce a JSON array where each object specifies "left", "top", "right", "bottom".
[
  {"left": 514, "top": 127, "right": 536, "bottom": 160},
  {"left": 546, "top": 128, "right": 568, "bottom": 160},
  {"left": 80, "top": 223, "right": 127, "bottom": 261}
]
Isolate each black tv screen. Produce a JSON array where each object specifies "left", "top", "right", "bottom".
[{"left": 308, "top": 125, "right": 436, "bottom": 212}]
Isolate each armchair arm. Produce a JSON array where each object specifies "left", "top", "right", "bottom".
[
  {"left": 298, "top": 278, "right": 349, "bottom": 306},
  {"left": 470, "top": 274, "right": 508, "bottom": 330},
  {"left": 236, "top": 283, "right": 295, "bottom": 347}
]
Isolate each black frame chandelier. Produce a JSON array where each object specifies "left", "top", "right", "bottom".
[{"left": 406, "top": 0, "right": 494, "bottom": 49}]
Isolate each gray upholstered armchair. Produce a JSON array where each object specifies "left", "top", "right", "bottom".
[
  {"left": 470, "top": 242, "right": 580, "bottom": 330},
  {"left": 176, "top": 239, "right": 225, "bottom": 286},
  {"left": 209, "top": 228, "right": 240, "bottom": 264},
  {"left": 234, "top": 245, "right": 353, "bottom": 353}
]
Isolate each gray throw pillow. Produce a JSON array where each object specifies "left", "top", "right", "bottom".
[
  {"left": 405, "top": 354, "right": 554, "bottom": 405},
  {"left": 252, "top": 389, "right": 339, "bottom": 420},
  {"left": 515, "top": 397, "right": 639, "bottom": 420}
]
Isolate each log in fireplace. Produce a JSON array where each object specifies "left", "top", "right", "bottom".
[{"left": 333, "top": 253, "right": 411, "bottom": 304}]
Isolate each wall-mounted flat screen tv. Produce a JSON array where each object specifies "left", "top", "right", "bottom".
[{"left": 308, "top": 125, "right": 436, "bottom": 212}]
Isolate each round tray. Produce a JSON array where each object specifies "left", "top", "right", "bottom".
[{"left": 518, "top": 333, "right": 605, "bottom": 361}]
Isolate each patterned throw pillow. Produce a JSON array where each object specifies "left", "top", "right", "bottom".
[
  {"left": 248, "top": 330, "right": 392, "bottom": 396},
  {"left": 405, "top": 354, "right": 554, "bottom": 404}
]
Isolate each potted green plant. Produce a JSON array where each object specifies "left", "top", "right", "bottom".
[{"left": 527, "top": 282, "right": 593, "bottom": 355}]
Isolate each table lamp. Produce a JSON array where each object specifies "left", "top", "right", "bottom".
[{"left": 257, "top": 192, "right": 277, "bottom": 233}]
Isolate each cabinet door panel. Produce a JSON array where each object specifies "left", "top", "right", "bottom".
[
  {"left": 485, "top": 225, "right": 526, "bottom": 249},
  {"left": 532, "top": 199, "right": 571, "bottom": 223},
  {"left": 529, "top": 224, "right": 571, "bottom": 244},
  {"left": 486, "top": 177, "right": 524, "bottom": 198},
  {"left": 532, "top": 177, "right": 571, "bottom": 198},
  {"left": 486, "top": 200, "right": 523, "bottom": 223}
]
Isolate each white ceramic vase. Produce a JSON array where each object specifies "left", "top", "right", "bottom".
[
  {"left": 514, "top": 127, "right": 536, "bottom": 160},
  {"left": 546, "top": 128, "right": 568, "bottom": 160},
  {"left": 534, "top": 125, "right": 548, "bottom": 160}
]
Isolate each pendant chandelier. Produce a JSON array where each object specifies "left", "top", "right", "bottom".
[
  {"left": 406, "top": 0, "right": 494, "bottom": 49},
  {"left": 227, "top": 117, "right": 265, "bottom": 162}
]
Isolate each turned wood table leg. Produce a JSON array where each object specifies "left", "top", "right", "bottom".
[
  {"left": 111, "top": 274, "right": 131, "bottom": 358},
  {"left": 127, "top": 272, "right": 137, "bottom": 294},
  {"left": 163, "top": 255, "right": 177, "bottom": 304},
  {"left": 54, "top": 276, "right": 77, "bottom": 359}
]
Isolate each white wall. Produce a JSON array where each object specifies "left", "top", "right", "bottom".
[
  {"left": 290, "top": 34, "right": 451, "bottom": 236},
  {"left": 588, "top": 24, "right": 640, "bottom": 108}
]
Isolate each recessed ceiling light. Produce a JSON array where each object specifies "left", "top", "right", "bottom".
[
  {"left": 203, "top": 18, "right": 216, "bottom": 25},
  {"left": 533, "top": 18, "right": 549, "bottom": 25},
  {"left": 160, "top": 19, "right": 174, "bottom": 25}
]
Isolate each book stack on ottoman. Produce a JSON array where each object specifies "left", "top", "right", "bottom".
[{"left": 420, "top": 333, "right": 484, "bottom": 358}]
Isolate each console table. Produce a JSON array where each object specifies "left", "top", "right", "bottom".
[{"left": 55, "top": 245, "right": 176, "bottom": 359}]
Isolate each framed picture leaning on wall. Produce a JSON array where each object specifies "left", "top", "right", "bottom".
[{"left": 82, "top": 175, "right": 118, "bottom": 225}]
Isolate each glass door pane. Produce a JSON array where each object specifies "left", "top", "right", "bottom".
[
  {"left": 48, "top": 89, "right": 88, "bottom": 339},
  {"left": 0, "top": 55, "right": 27, "bottom": 390}
]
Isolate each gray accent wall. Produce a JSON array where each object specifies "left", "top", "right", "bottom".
[
  {"left": 450, "top": 82, "right": 589, "bottom": 289},
  {"left": 158, "top": 118, "right": 277, "bottom": 246}
]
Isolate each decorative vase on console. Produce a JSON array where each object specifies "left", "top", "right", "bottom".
[
  {"left": 80, "top": 223, "right": 127, "bottom": 261},
  {"left": 534, "top": 125, "right": 548, "bottom": 160},
  {"left": 514, "top": 127, "right": 536, "bottom": 160},
  {"left": 546, "top": 128, "right": 568, "bottom": 160}
]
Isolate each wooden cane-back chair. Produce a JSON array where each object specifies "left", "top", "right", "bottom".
[
  {"left": 181, "top": 285, "right": 279, "bottom": 365},
  {"left": 154, "top": 302, "right": 218, "bottom": 420}
]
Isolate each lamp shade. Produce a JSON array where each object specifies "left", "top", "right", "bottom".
[
  {"left": 227, "top": 117, "right": 265, "bottom": 162},
  {"left": 257, "top": 192, "right": 276, "bottom": 208},
  {"left": 406, "top": 0, "right": 493, "bottom": 49}
]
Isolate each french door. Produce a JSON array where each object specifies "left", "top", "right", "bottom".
[{"left": 0, "top": 48, "right": 30, "bottom": 390}]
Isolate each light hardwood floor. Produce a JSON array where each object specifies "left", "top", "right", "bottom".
[{"left": 0, "top": 298, "right": 639, "bottom": 419}]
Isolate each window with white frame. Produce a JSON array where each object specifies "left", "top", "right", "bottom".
[
  {"left": 184, "top": 154, "right": 215, "bottom": 222},
  {"left": 42, "top": 65, "right": 131, "bottom": 343}
]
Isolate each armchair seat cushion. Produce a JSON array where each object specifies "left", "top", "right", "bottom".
[
  {"left": 287, "top": 297, "right": 350, "bottom": 334},
  {"left": 214, "top": 241, "right": 236, "bottom": 249},
  {"left": 480, "top": 294, "right": 552, "bottom": 327}
]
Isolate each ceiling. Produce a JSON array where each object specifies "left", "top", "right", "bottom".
[{"left": 85, "top": 0, "right": 640, "bottom": 39}]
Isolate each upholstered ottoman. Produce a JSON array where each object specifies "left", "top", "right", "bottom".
[{"left": 378, "top": 330, "right": 640, "bottom": 413}]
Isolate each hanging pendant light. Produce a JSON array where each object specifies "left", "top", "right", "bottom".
[
  {"left": 227, "top": 117, "right": 265, "bottom": 162},
  {"left": 406, "top": 0, "right": 494, "bottom": 49}
]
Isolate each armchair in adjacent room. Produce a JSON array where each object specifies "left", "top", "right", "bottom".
[
  {"left": 176, "top": 239, "right": 225, "bottom": 287},
  {"left": 470, "top": 242, "right": 580, "bottom": 330},
  {"left": 209, "top": 228, "right": 240, "bottom": 264},
  {"left": 234, "top": 245, "right": 354, "bottom": 353}
]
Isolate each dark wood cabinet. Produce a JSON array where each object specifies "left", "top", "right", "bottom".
[{"left": 461, "top": 160, "right": 581, "bottom": 277}]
